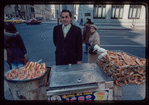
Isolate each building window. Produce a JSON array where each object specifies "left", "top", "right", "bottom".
[
  {"left": 85, "top": 13, "right": 90, "bottom": 16},
  {"left": 31, "top": 7, "right": 34, "bottom": 12},
  {"left": 111, "top": 5, "right": 124, "bottom": 19},
  {"left": 93, "top": 5, "right": 106, "bottom": 19},
  {"left": 128, "top": 5, "right": 142, "bottom": 19}
]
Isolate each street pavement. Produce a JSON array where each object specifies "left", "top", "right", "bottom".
[{"left": 4, "top": 20, "right": 146, "bottom": 101}]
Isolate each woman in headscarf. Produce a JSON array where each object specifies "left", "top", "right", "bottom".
[{"left": 88, "top": 24, "right": 100, "bottom": 63}]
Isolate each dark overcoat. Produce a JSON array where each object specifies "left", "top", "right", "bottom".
[
  {"left": 4, "top": 31, "right": 27, "bottom": 64},
  {"left": 53, "top": 24, "right": 82, "bottom": 65}
]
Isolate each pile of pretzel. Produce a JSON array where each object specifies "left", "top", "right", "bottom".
[
  {"left": 98, "top": 51, "right": 146, "bottom": 86},
  {"left": 5, "top": 62, "right": 46, "bottom": 80},
  {"left": 104, "top": 51, "right": 146, "bottom": 66}
]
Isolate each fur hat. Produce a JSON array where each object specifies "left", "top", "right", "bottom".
[
  {"left": 87, "top": 17, "right": 91, "bottom": 20},
  {"left": 90, "top": 24, "right": 98, "bottom": 30}
]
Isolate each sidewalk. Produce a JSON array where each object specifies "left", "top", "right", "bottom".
[
  {"left": 75, "top": 21, "right": 131, "bottom": 30},
  {"left": 40, "top": 20, "right": 145, "bottom": 30},
  {"left": 75, "top": 21, "right": 146, "bottom": 46},
  {"left": 75, "top": 21, "right": 145, "bottom": 30}
]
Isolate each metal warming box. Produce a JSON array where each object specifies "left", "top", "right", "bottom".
[{"left": 46, "top": 63, "right": 115, "bottom": 101}]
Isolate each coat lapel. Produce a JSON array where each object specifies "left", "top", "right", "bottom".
[{"left": 59, "top": 25, "right": 65, "bottom": 39}]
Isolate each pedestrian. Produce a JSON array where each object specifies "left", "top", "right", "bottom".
[
  {"left": 53, "top": 10, "right": 82, "bottom": 65},
  {"left": 79, "top": 18, "right": 83, "bottom": 26},
  {"left": 4, "top": 22, "right": 27, "bottom": 69},
  {"left": 88, "top": 24, "right": 100, "bottom": 63},
  {"left": 83, "top": 17, "right": 94, "bottom": 54}
]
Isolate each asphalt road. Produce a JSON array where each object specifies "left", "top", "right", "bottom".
[{"left": 4, "top": 21, "right": 146, "bottom": 100}]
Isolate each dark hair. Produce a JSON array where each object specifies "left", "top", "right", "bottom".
[
  {"left": 61, "top": 10, "right": 72, "bottom": 18},
  {"left": 4, "top": 22, "right": 17, "bottom": 33},
  {"left": 87, "top": 19, "right": 94, "bottom": 24}
]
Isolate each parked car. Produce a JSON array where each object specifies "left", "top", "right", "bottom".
[
  {"left": 25, "top": 19, "right": 30, "bottom": 23},
  {"left": 36, "top": 17, "right": 44, "bottom": 21},
  {"left": 4, "top": 18, "right": 12, "bottom": 22},
  {"left": 26, "top": 19, "right": 41, "bottom": 25},
  {"left": 19, "top": 19, "right": 25, "bottom": 23},
  {"left": 10, "top": 18, "right": 22, "bottom": 24}
]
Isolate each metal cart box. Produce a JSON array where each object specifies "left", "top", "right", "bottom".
[{"left": 46, "top": 63, "right": 114, "bottom": 101}]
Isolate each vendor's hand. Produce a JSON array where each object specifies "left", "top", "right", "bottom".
[{"left": 77, "top": 61, "right": 81, "bottom": 64}]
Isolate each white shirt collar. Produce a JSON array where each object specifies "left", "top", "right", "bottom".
[{"left": 62, "top": 24, "right": 71, "bottom": 29}]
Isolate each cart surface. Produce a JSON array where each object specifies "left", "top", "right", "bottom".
[{"left": 47, "top": 63, "right": 114, "bottom": 101}]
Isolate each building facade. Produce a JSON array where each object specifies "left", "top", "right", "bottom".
[
  {"left": 51, "top": 4, "right": 56, "bottom": 19},
  {"left": 54, "top": 4, "right": 62, "bottom": 19},
  {"left": 62, "top": 4, "right": 75, "bottom": 17},
  {"left": 34, "top": 5, "right": 52, "bottom": 20},
  {"left": 4, "top": 4, "right": 35, "bottom": 20},
  {"left": 4, "top": 5, "right": 15, "bottom": 19},
  {"left": 77, "top": 4, "right": 146, "bottom": 29}
]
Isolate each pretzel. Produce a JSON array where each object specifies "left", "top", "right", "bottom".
[{"left": 98, "top": 50, "right": 146, "bottom": 86}]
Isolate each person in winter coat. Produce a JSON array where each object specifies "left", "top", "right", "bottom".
[
  {"left": 79, "top": 18, "right": 83, "bottom": 26},
  {"left": 4, "top": 22, "right": 27, "bottom": 69},
  {"left": 88, "top": 24, "right": 100, "bottom": 63},
  {"left": 83, "top": 17, "right": 94, "bottom": 54},
  {"left": 53, "top": 10, "right": 82, "bottom": 65}
]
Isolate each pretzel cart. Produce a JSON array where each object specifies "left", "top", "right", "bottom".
[
  {"left": 4, "top": 45, "right": 145, "bottom": 100},
  {"left": 46, "top": 63, "right": 114, "bottom": 101}
]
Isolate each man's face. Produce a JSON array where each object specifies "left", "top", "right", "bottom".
[{"left": 61, "top": 12, "right": 72, "bottom": 26}]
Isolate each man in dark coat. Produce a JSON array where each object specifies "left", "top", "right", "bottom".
[{"left": 53, "top": 10, "right": 82, "bottom": 65}]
